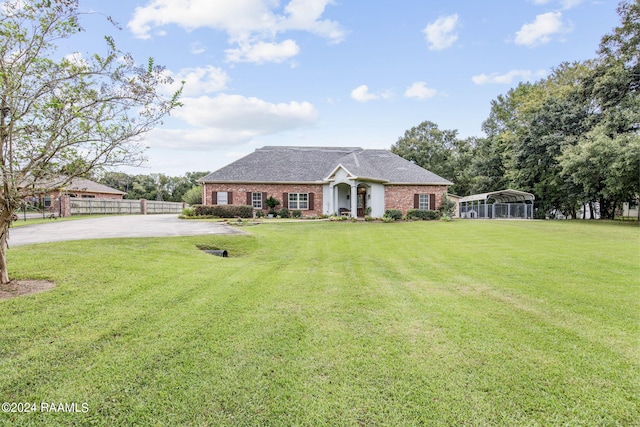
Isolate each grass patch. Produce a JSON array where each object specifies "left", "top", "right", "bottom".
[{"left": 0, "top": 220, "right": 638, "bottom": 425}]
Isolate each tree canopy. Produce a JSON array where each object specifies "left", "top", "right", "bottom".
[
  {"left": 98, "top": 171, "right": 208, "bottom": 203},
  {"left": 392, "top": 0, "right": 639, "bottom": 219}
]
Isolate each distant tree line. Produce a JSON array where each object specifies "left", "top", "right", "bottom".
[
  {"left": 392, "top": 1, "right": 639, "bottom": 219},
  {"left": 98, "top": 171, "right": 208, "bottom": 204}
]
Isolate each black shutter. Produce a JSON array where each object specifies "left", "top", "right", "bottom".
[
  {"left": 282, "top": 193, "right": 288, "bottom": 208},
  {"left": 228, "top": 192, "right": 233, "bottom": 205},
  {"left": 246, "top": 192, "right": 252, "bottom": 206},
  {"left": 212, "top": 192, "right": 217, "bottom": 205},
  {"left": 414, "top": 194, "right": 420, "bottom": 209},
  {"left": 262, "top": 192, "right": 267, "bottom": 207},
  {"left": 308, "top": 193, "right": 314, "bottom": 210},
  {"left": 429, "top": 194, "right": 436, "bottom": 210}
]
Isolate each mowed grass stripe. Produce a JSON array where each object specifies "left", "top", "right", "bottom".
[{"left": 0, "top": 220, "right": 637, "bottom": 426}]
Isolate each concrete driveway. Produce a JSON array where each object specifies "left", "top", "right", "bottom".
[{"left": 8, "top": 215, "right": 243, "bottom": 247}]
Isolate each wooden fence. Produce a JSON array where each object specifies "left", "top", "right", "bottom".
[
  {"left": 144, "top": 200, "right": 185, "bottom": 214},
  {"left": 63, "top": 196, "right": 185, "bottom": 216}
]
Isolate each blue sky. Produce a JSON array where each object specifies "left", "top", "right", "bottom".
[{"left": 75, "top": 0, "right": 621, "bottom": 176}]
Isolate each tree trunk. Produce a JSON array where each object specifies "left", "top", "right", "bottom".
[
  {"left": 0, "top": 213, "right": 11, "bottom": 284},
  {"left": 0, "top": 206, "right": 15, "bottom": 284},
  {"left": 0, "top": 226, "right": 8, "bottom": 284}
]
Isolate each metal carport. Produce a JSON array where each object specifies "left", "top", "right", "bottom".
[{"left": 459, "top": 189, "right": 535, "bottom": 219}]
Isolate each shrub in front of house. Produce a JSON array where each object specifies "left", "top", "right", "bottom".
[
  {"left": 292, "top": 210, "right": 302, "bottom": 218},
  {"left": 278, "top": 208, "right": 290, "bottom": 218},
  {"left": 407, "top": 209, "right": 441, "bottom": 220},
  {"left": 181, "top": 206, "right": 196, "bottom": 217},
  {"left": 193, "top": 204, "right": 253, "bottom": 218},
  {"left": 384, "top": 209, "right": 403, "bottom": 221}
]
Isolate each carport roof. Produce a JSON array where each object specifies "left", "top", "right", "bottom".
[{"left": 460, "top": 189, "right": 535, "bottom": 203}]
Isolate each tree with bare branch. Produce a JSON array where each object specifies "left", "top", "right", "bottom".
[{"left": 0, "top": 0, "right": 182, "bottom": 283}]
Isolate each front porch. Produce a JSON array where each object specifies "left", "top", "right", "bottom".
[
  {"left": 322, "top": 163, "right": 387, "bottom": 217},
  {"left": 331, "top": 183, "right": 372, "bottom": 217}
]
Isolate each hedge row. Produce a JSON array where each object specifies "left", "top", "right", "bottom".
[
  {"left": 406, "top": 209, "right": 441, "bottom": 220},
  {"left": 193, "top": 204, "right": 253, "bottom": 218},
  {"left": 384, "top": 209, "right": 403, "bottom": 220}
]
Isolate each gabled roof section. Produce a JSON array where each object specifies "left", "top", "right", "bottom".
[
  {"left": 332, "top": 150, "right": 452, "bottom": 185},
  {"left": 199, "top": 146, "right": 453, "bottom": 185}
]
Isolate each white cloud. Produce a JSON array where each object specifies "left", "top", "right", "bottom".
[
  {"left": 351, "top": 85, "right": 377, "bottom": 102},
  {"left": 225, "top": 39, "right": 300, "bottom": 64},
  {"left": 559, "top": 0, "right": 585, "bottom": 9},
  {"left": 282, "top": 0, "right": 347, "bottom": 43},
  {"left": 423, "top": 14, "right": 459, "bottom": 51},
  {"left": 350, "top": 85, "right": 392, "bottom": 103},
  {"left": 530, "top": 0, "right": 584, "bottom": 9},
  {"left": 404, "top": 82, "right": 437, "bottom": 99},
  {"left": 128, "top": 0, "right": 346, "bottom": 64},
  {"left": 128, "top": 0, "right": 275, "bottom": 39},
  {"left": 471, "top": 69, "right": 548, "bottom": 85},
  {"left": 515, "top": 12, "right": 569, "bottom": 47},
  {"left": 161, "top": 66, "right": 229, "bottom": 97},
  {"left": 153, "top": 94, "right": 318, "bottom": 149}
]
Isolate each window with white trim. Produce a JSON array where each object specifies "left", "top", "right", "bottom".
[
  {"left": 418, "top": 194, "right": 430, "bottom": 210},
  {"left": 252, "top": 192, "right": 263, "bottom": 209},
  {"left": 289, "top": 193, "right": 308, "bottom": 210},
  {"left": 217, "top": 191, "right": 228, "bottom": 205}
]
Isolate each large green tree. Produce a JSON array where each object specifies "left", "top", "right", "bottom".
[
  {"left": 560, "top": 127, "right": 640, "bottom": 219},
  {"left": 390, "top": 120, "right": 475, "bottom": 195},
  {"left": 0, "top": 0, "right": 181, "bottom": 283},
  {"left": 99, "top": 171, "right": 209, "bottom": 202},
  {"left": 472, "top": 83, "right": 543, "bottom": 195},
  {"left": 509, "top": 62, "right": 596, "bottom": 216},
  {"left": 569, "top": 0, "right": 640, "bottom": 218}
]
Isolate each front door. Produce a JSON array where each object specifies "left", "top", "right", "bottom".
[{"left": 357, "top": 187, "right": 366, "bottom": 217}]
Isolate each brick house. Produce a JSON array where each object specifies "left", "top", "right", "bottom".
[
  {"left": 24, "top": 176, "right": 125, "bottom": 211},
  {"left": 199, "top": 146, "right": 452, "bottom": 218}
]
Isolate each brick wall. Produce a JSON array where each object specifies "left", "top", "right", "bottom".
[
  {"left": 203, "top": 183, "right": 324, "bottom": 217},
  {"left": 384, "top": 185, "right": 448, "bottom": 215}
]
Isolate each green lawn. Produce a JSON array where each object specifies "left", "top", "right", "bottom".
[{"left": 0, "top": 220, "right": 638, "bottom": 426}]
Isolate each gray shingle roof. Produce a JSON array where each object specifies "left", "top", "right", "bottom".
[
  {"left": 200, "top": 146, "right": 452, "bottom": 185},
  {"left": 21, "top": 175, "right": 126, "bottom": 195},
  {"left": 63, "top": 177, "right": 126, "bottom": 195}
]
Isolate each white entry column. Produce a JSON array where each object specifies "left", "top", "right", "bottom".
[{"left": 350, "top": 183, "right": 357, "bottom": 217}]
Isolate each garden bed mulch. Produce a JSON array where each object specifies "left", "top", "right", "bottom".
[{"left": 0, "top": 280, "right": 56, "bottom": 300}]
